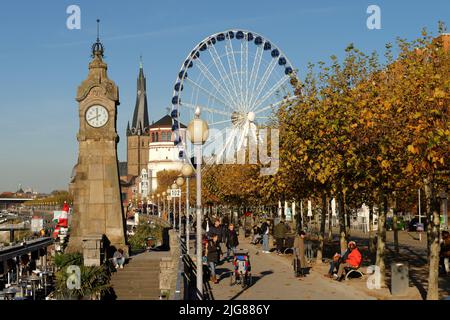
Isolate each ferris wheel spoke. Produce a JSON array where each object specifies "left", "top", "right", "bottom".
[
  {"left": 208, "top": 45, "right": 240, "bottom": 108},
  {"left": 222, "top": 128, "right": 240, "bottom": 162},
  {"left": 247, "top": 46, "right": 264, "bottom": 109},
  {"left": 225, "top": 37, "right": 242, "bottom": 109},
  {"left": 185, "top": 76, "right": 230, "bottom": 110},
  {"left": 236, "top": 121, "right": 249, "bottom": 151},
  {"left": 251, "top": 75, "right": 290, "bottom": 112},
  {"left": 208, "top": 119, "right": 233, "bottom": 127},
  {"left": 249, "top": 57, "right": 278, "bottom": 109},
  {"left": 253, "top": 96, "right": 297, "bottom": 115},
  {"left": 181, "top": 102, "right": 232, "bottom": 117},
  {"left": 242, "top": 40, "right": 249, "bottom": 113},
  {"left": 194, "top": 57, "right": 238, "bottom": 109}
]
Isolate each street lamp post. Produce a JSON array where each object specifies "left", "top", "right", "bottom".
[
  {"left": 167, "top": 187, "right": 173, "bottom": 228},
  {"left": 171, "top": 183, "right": 178, "bottom": 230},
  {"left": 187, "top": 107, "right": 209, "bottom": 300},
  {"left": 176, "top": 176, "right": 185, "bottom": 237},
  {"left": 162, "top": 192, "right": 166, "bottom": 220},
  {"left": 157, "top": 194, "right": 161, "bottom": 218},
  {"left": 151, "top": 195, "right": 155, "bottom": 215},
  {"left": 181, "top": 164, "right": 193, "bottom": 254}
]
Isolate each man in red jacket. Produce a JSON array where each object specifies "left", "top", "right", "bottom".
[{"left": 335, "top": 241, "right": 362, "bottom": 281}]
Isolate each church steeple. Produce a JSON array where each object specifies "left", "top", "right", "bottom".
[{"left": 129, "top": 58, "right": 149, "bottom": 136}]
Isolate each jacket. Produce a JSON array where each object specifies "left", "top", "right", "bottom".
[
  {"left": 441, "top": 238, "right": 450, "bottom": 257},
  {"left": 206, "top": 240, "right": 221, "bottom": 263},
  {"left": 273, "top": 222, "right": 288, "bottom": 239},
  {"left": 225, "top": 229, "right": 239, "bottom": 248},
  {"left": 208, "top": 225, "right": 225, "bottom": 242},
  {"left": 345, "top": 248, "right": 362, "bottom": 268},
  {"left": 260, "top": 222, "right": 270, "bottom": 235}
]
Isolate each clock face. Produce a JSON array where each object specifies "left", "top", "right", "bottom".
[{"left": 85, "top": 105, "right": 109, "bottom": 128}]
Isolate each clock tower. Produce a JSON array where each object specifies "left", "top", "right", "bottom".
[{"left": 67, "top": 24, "right": 127, "bottom": 255}]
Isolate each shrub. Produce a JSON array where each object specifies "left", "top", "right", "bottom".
[{"left": 128, "top": 221, "right": 163, "bottom": 251}]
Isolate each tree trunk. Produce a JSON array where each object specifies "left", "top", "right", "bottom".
[
  {"left": 393, "top": 195, "right": 399, "bottom": 255},
  {"left": 375, "top": 193, "right": 387, "bottom": 288},
  {"left": 425, "top": 177, "right": 441, "bottom": 300},
  {"left": 368, "top": 205, "right": 374, "bottom": 246},
  {"left": 316, "top": 193, "right": 327, "bottom": 264},
  {"left": 344, "top": 192, "right": 351, "bottom": 236},
  {"left": 328, "top": 197, "right": 333, "bottom": 241},
  {"left": 337, "top": 191, "right": 347, "bottom": 253}
]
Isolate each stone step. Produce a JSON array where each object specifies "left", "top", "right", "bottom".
[
  {"left": 113, "top": 288, "right": 159, "bottom": 294},
  {"left": 112, "top": 276, "right": 159, "bottom": 282},
  {"left": 111, "top": 279, "right": 159, "bottom": 288},
  {"left": 116, "top": 295, "right": 159, "bottom": 300},
  {"left": 125, "top": 263, "right": 160, "bottom": 269},
  {"left": 119, "top": 267, "right": 160, "bottom": 272}
]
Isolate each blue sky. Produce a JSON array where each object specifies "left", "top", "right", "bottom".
[{"left": 0, "top": 0, "right": 448, "bottom": 193}]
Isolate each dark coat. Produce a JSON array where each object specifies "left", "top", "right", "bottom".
[
  {"left": 260, "top": 222, "right": 270, "bottom": 235},
  {"left": 225, "top": 229, "right": 239, "bottom": 248},
  {"left": 206, "top": 240, "right": 221, "bottom": 263},
  {"left": 208, "top": 225, "right": 225, "bottom": 242},
  {"left": 273, "top": 222, "right": 288, "bottom": 239},
  {"left": 441, "top": 238, "right": 450, "bottom": 258}
]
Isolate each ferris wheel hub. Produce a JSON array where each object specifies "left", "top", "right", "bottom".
[{"left": 247, "top": 111, "right": 255, "bottom": 122}]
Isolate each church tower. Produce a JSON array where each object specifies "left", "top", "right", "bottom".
[
  {"left": 67, "top": 23, "right": 127, "bottom": 255},
  {"left": 126, "top": 59, "right": 150, "bottom": 177}
]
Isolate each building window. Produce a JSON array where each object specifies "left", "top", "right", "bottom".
[{"left": 161, "top": 132, "right": 167, "bottom": 142}]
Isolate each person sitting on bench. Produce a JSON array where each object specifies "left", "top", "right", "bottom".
[
  {"left": 335, "top": 241, "right": 362, "bottom": 281},
  {"left": 325, "top": 243, "right": 351, "bottom": 278}
]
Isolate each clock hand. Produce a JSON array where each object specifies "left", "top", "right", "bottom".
[{"left": 88, "top": 115, "right": 100, "bottom": 122}]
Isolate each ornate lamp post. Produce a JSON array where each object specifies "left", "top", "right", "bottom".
[
  {"left": 181, "top": 164, "right": 193, "bottom": 254},
  {"left": 187, "top": 107, "right": 209, "bottom": 300},
  {"left": 166, "top": 187, "right": 172, "bottom": 227},
  {"left": 176, "top": 176, "right": 185, "bottom": 236}
]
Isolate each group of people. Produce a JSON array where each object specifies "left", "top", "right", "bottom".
[
  {"left": 204, "top": 218, "right": 240, "bottom": 284},
  {"left": 325, "top": 241, "right": 362, "bottom": 281}
]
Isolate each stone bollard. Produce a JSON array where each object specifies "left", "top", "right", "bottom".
[
  {"left": 391, "top": 262, "right": 409, "bottom": 296},
  {"left": 82, "top": 234, "right": 103, "bottom": 267}
]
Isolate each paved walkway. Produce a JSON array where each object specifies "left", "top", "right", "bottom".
[{"left": 209, "top": 234, "right": 378, "bottom": 300}]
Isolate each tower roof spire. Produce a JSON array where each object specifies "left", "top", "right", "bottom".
[
  {"left": 130, "top": 60, "right": 149, "bottom": 135},
  {"left": 91, "top": 19, "right": 104, "bottom": 58}
]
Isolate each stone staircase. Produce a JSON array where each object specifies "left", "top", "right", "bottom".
[{"left": 111, "top": 252, "right": 162, "bottom": 300}]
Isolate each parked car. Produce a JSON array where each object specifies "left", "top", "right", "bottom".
[
  {"left": 386, "top": 217, "right": 406, "bottom": 231},
  {"left": 408, "top": 216, "right": 428, "bottom": 232}
]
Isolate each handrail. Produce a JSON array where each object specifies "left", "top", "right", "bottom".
[{"left": 172, "top": 235, "right": 185, "bottom": 300}]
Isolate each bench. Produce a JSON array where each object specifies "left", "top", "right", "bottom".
[
  {"left": 283, "top": 236, "right": 295, "bottom": 254},
  {"left": 344, "top": 262, "right": 364, "bottom": 280}
]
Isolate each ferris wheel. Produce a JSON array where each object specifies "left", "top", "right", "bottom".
[{"left": 170, "top": 29, "right": 297, "bottom": 164}]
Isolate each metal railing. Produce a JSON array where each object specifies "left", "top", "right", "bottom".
[{"left": 179, "top": 234, "right": 213, "bottom": 300}]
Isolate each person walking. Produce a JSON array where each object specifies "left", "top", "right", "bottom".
[
  {"left": 294, "top": 230, "right": 307, "bottom": 279},
  {"left": 205, "top": 235, "right": 221, "bottom": 284},
  {"left": 225, "top": 223, "right": 239, "bottom": 262},
  {"left": 261, "top": 219, "right": 271, "bottom": 253},
  {"left": 273, "top": 219, "right": 288, "bottom": 255},
  {"left": 208, "top": 219, "right": 224, "bottom": 242},
  {"left": 440, "top": 230, "right": 450, "bottom": 275}
]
